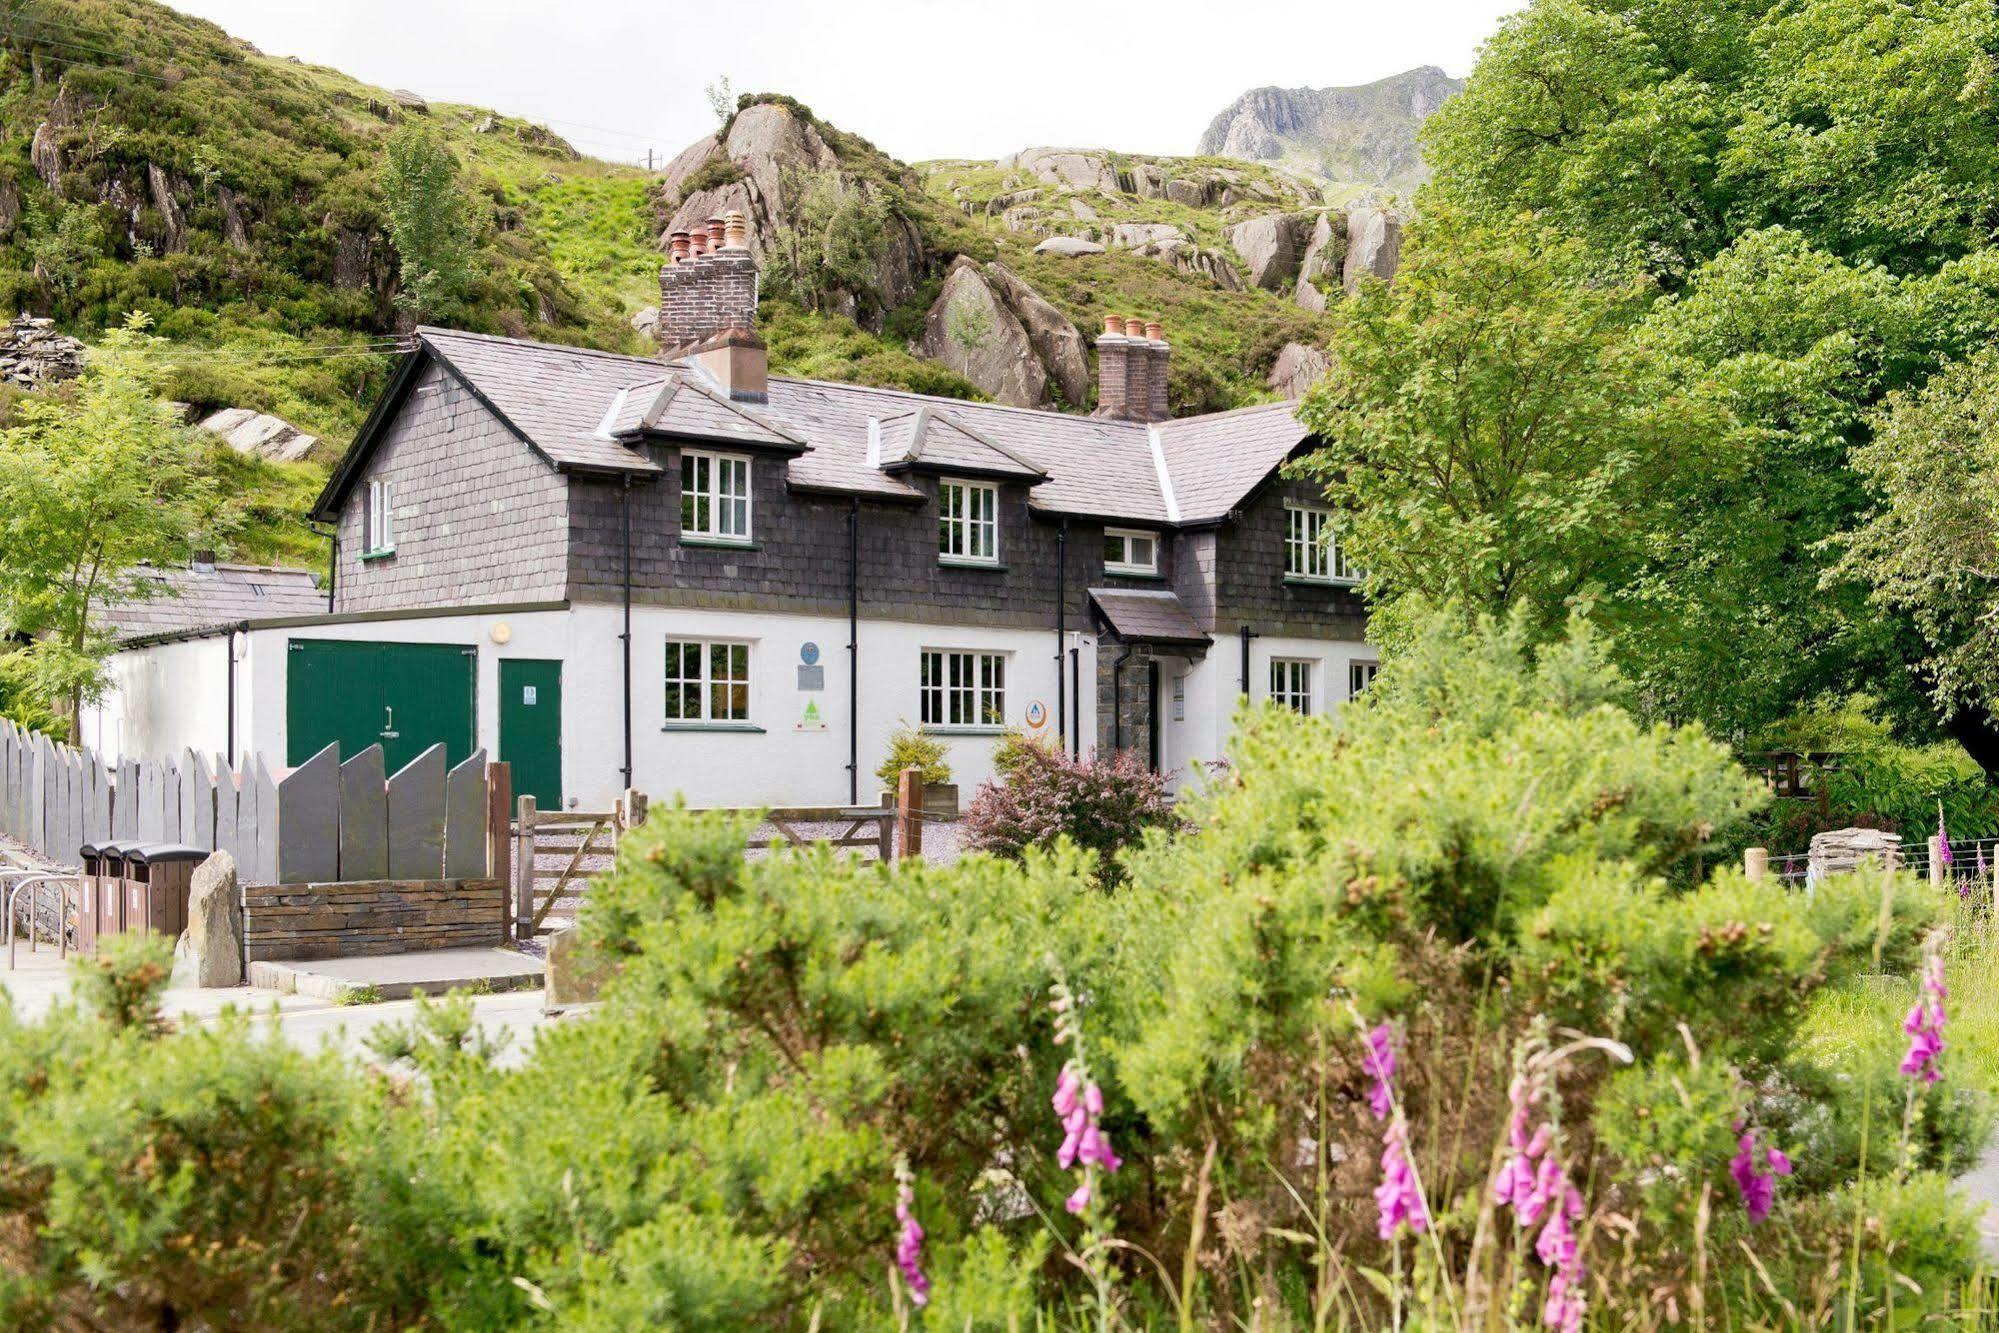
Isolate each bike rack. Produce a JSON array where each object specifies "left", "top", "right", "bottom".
[{"left": 5, "top": 872, "right": 75, "bottom": 969}]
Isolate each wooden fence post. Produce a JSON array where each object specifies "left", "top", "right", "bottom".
[
  {"left": 1743, "top": 847, "right": 1768, "bottom": 882},
  {"left": 487, "top": 760, "right": 511, "bottom": 888},
  {"left": 618, "top": 788, "right": 648, "bottom": 833},
  {"left": 896, "top": 765, "right": 922, "bottom": 863},
  {"left": 514, "top": 796, "right": 536, "bottom": 941}
]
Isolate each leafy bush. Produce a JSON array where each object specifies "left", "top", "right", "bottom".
[
  {"left": 962, "top": 734, "right": 1175, "bottom": 887},
  {"left": 0, "top": 615, "right": 1986, "bottom": 1327},
  {"left": 873, "top": 720, "right": 952, "bottom": 793}
]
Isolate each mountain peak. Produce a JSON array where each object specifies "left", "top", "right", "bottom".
[{"left": 1197, "top": 66, "right": 1464, "bottom": 195}]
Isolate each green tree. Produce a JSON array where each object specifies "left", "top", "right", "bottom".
[
  {"left": 0, "top": 317, "right": 217, "bottom": 736},
  {"left": 1294, "top": 209, "right": 1735, "bottom": 649},
  {"left": 380, "top": 123, "right": 475, "bottom": 321},
  {"left": 1838, "top": 349, "right": 1999, "bottom": 740}
]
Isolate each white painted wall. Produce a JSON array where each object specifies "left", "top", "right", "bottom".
[
  {"left": 80, "top": 635, "right": 234, "bottom": 761},
  {"left": 91, "top": 605, "right": 1373, "bottom": 811}
]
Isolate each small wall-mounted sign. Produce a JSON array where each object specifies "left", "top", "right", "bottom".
[
  {"left": 800, "top": 641, "right": 821, "bottom": 666},
  {"left": 522, "top": 685, "right": 538, "bottom": 706},
  {"left": 1025, "top": 699, "right": 1048, "bottom": 731},
  {"left": 797, "top": 699, "right": 828, "bottom": 731},
  {"left": 797, "top": 664, "right": 825, "bottom": 691},
  {"left": 490, "top": 622, "right": 512, "bottom": 645}
]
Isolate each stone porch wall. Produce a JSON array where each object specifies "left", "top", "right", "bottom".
[{"left": 243, "top": 878, "right": 507, "bottom": 963}]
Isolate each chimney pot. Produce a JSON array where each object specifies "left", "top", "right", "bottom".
[
  {"left": 723, "top": 210, "right": 750, "bottom": 250},
  {"left": 669, "top": 231, "right": 691, "bottom": 263},
  {"left": 689, "top": 231, "right": 708, "bottom": 258},
  {"left": 706, "top": 217, "right": 727, "bottom": 249},
  {"left": 1123, "top": 316, "right": 1145, "bottom": 338},
  {"left": 1102, "top": 314, "right": 1124, "bottom": 337},
  {"left": 1145, "top": 319, "right": 1163, "bottom": 342}
]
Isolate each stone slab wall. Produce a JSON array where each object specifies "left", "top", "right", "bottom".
[{"left": 243, "top": 877, "right": 506, "bottom": 963}]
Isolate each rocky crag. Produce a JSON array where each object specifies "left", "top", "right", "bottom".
[{"left": 1198, "top": 66, "right": 1463, "bottom": 196}]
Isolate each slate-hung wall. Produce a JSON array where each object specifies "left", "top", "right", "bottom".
[
  {"left": 566, "top": 449, "right": 1157, "bottom": 632},
  {"left": 335, "top": 365, "right": 572, "bottom": 614},
  {"left": 1214, "top": 475, "right": 1368, "bottom": 640}
]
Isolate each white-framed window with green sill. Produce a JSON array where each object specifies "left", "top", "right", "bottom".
[
  {"left": 1270, "top": 657, "right": 1315, "bottom": 715},
  {"left": 364, "top": 478, "right": 396, "bottom": 556},
  {"left": 920, "top": 649, "right": 1006, "bottom": 728},
  {"left": 938, "top": 479, "right": 998, "bottom": 564},
  {"left": 1284, "top": 504, "right": 1361, "bottom": 584},
  {"left": 1103, "top": 527, "right": 1158, "bottom": 575},
  {"left": 681, "top": 450, "right": 751, "bottom": 542},
  {"left": 664, "top": 639, "right": 751, "bottom": 723},
  {"left": 1349, "top": 660, "right": 1380, "bottom": 698}
]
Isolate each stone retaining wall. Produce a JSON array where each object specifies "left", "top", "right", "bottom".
[{"left": 243, "top": 878, "right": 506, "bottom": 962}]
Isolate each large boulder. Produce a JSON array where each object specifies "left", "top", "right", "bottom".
[
  {"left": 984, "top": 261, "right": 1090, "bottom": 408},
  {"left": 1293, "top": 212, "right": 1347, "bottom": 311},
  {"left": 171, "top": 851, "right": 243, "bottom": 989},
  {"left": 1130, "top": 238, "right": 1245, "bottom": 291},
  {"left": 1109, "top": 221, "right": 1185, "bottom": 249},
  {"left": 921, "top": 259, "right": 1047, "bottom": 407},
  {"left": 1227, "top": 212, "right": 1314, "bottom": 291},
  {"left": 1807, "top": 828, "right": 1903, "bottom": 879},
  {"left": 1343, "top": 204, "right": 1404, "bottom": 293},
  {"left": 198, "top": 407, "right": 319, "bottom": 463},
  {"left": 1268, "top": 342, "right": 1331, "bottom": 399},
  {"left": 0, "top": 315, "right": 82, "bottom": 387},
  {"left": 1034, "top": 235, "right": 1105, "bottom": 257},
  {"left": 1002, "top": 147, "right": 1124, "bottom": 194}
]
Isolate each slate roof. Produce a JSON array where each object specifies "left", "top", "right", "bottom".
[
  {"left": 319, "top": 327, "right": 1316, "bottom": 527},
  {"left": 95, "top": 563, "right": 327, "bottom": 640},
  {"left": 1088, "top": 588, "right": 1212, "bottom": 646}
]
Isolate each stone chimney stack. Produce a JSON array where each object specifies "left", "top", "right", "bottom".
[
  {"left": 1093, "top": 313, "right": 1172, "bottom": 423},
  {"left": 659, "top": 210, "right": 766, "bottom": 400}
]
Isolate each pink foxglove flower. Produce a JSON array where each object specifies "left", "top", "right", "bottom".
[
  {"left": 892, "top": 1162, "right": 930, "bottom": 1308},
  {"left": 1938, "top": 807, "right": 1953, "bottom": 867},
  {"left": 1362, "top": 1021, "right": 1428, "bottom": 1237},
  {"left": 1048, "top": 973, "right": 1120, "bottom": 1220},
  {"left": 1493, "top": 1027, "right": 1590, "bottom": 1333},
  {"left": 1729, "top": 1127, "right": 1794, "bottom": 1224},
  {"left": 1900, "top": 947, "right": 1948, "bottom": 1084}
]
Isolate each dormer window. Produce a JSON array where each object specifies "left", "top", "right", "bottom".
[
  {"left": 1104, "top": 528, "right": 1158, "bottom": 576},
  {"left": 364, "top": 479, "right": 396, "bottom": 557},
  {"left": 682, "top": 451, "right": 751, "bottom": 544},
  {"left": 1285, "top": 505, "right": 1361, "bottom": 585},
  {"left": 938, "top": 479, "right": 998, "bottom": 566}
]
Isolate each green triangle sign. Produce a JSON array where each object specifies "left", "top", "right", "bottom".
[{"left": 802, "top": 700, "right": 822, "bottom": 727}]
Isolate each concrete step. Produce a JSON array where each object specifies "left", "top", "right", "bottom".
[{"left": 248, "top": 947, "right": 545, "bottom": 1003}]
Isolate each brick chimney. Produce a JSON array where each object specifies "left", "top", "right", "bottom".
[
  {"left": 660, "top": 210, "right": 767, "bottom": 400},
  {"left": 1093, "top": 313, "right": 1172, "bottom": 422}
]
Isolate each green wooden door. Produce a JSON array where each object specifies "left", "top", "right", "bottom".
[
  {"left": 287, "top": 640, "right": 476, "bottom": 773},
  {"left": 499, "top": 659, "right": 563, "bottom": 807}
]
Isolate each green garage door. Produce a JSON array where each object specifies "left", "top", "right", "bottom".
[{"left": 286, "top": 639, "right": 477, "bottom": 774}]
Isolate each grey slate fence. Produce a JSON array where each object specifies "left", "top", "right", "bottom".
[{"left": 0, "top": 719, "right": 492, "bottom": 885}]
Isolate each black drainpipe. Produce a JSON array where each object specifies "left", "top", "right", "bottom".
[
  {"left": 1112, "top": 643, "right": 1135, "bottom": 753},
  {"left": 1055, "top": 519, "right": 1067, "bottom": 753},
  {"left": 1239, "top": 624, "right": 1254, "bottom": 696},
  {"left": 847, "top": 497, "right": 860, "bottom": 806},
  {"left": 620, "top": 477, "right": 634, "bottom": 791},
  {"left": 226, "top": 621, "right": 247, "bottom": 759}
]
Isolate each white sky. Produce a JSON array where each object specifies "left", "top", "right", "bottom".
[{"left": 167, "top": 0, "right": 1520, "bottom": 165}]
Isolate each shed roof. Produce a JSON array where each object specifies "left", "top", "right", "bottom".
[
  {"left": 94, "top": 563, "right": 326, "bottom": 641},
  {"left": 1089, "top": 588, "right": 1211, "bottom": 646}
]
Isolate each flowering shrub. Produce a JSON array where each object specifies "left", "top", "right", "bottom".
[{"left": 962, "top": 734, "right": 1176, "bottom": 887}]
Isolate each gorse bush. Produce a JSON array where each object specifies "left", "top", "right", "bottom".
[
  {"left": 874, "top": 721, "right": 952, "bottom": 793},
  {"left": 963, "top": 733, "right": 1175, "bottom": 887},
  {"left": 0, "top": 615, "right": 1986, "bottom": 1328}
]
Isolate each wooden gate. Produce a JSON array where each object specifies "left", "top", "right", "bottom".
[{"left": 513, "top": 793, "right": 646, "bottom": 937}]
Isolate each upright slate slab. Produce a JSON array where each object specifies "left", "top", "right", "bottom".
[
  {"left": 136, "top": 761, "right": 161, "bottom": 843},
  {"left": 159, "top": 757, "right": 180, "bottom": 843},
  {"left": 86, "top": 753, "right": 111, "bottom": 846},
  {"left": 214, "top": 755, "right": 241, "bottom": 868},
  {"left": 249, "top": 755, "right": 280, "bottom": 887},
  {"left": 443, "top": 749, "right": 488, "bottom": 879},
  {"left": 29, "top": 733, "right": 50, "bottom": 855},
  {"left": 180, "top": 750, "right": 214, "bottom": 851},
  {"left": 111, "top": 759, "right": 137, "bottom": 840},
  {"left": 0, "top": 725, "right": 16, "bottom": 841},
  {"left": 387, "top": 744, "right": 447, "bottom": 881},
  {"left": 338, "top": 745, "right": 388, "bottom": 881},
  {"left": 275, "top": 743, "right": 339, "bottom": 886}
]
